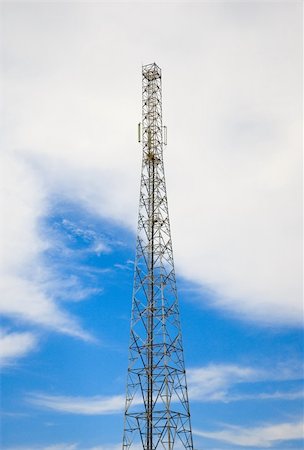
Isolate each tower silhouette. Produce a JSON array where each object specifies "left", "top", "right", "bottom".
[{"left": 122, "top": 63, "right": 194, "bottom": 449}]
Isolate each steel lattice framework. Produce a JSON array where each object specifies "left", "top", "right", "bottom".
[{"left": 122, "top": 63, "right": 194, "bottom": 450}]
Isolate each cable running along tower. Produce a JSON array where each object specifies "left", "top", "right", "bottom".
[{"left": 122, "top": 63, "right": 194, "bottom": 449}]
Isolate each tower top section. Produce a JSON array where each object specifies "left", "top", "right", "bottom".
[{"left": 142, "top": 62, "right": 161, "bottom": 81}]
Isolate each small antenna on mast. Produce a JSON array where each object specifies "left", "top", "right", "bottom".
[{"left": 163, "top": 125, "right": 167, "bottom": 146}]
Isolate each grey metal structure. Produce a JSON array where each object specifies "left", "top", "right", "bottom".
[{"left": 122, "top": 63, "right": 194, "bottom": 450}]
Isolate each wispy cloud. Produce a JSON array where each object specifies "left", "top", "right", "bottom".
[
  {"left": 0, "top": 154, "right": 95, "bottom": 343},
  {"left": 228, "top": 390, "right": 304, "bottom": 402},
  {"left": 4, "top": 442, "right": 185, "bottom": 450},
  {"left": 0, "top": 331, "right": 38, "bottom": 367},
  {"left": 40, "top": 275, "right": 102, "bottom": 303},
  {"left": 188, "top": 364, "right": 256, "bottom": 401},
  {"left": 27, "top": 362, "right": 303, "bottom": 415},
  {"left": 4, "top": 445, "right": 78, "bottom": 450},
  {"left": 193, "top": 420, "right": 304, "bottom": 447},
  {"left": 187, "top": 362, "right": 303, "bottom": 403},
  {"left": 27, "top": 393, "right": 126, "bottom": 415},
  {"left": 3, "top": 444, "right": 140, "bottom": 450},
  {"left": 60, "top": 219, "right": 111, "bottom": 255},
  {"left": 0, "top": 275, "right": 93, "bottom": 341}
]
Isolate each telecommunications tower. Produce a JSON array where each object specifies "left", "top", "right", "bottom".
[{"left": 122, "top": 63, "right": 194, "bottom": 449}]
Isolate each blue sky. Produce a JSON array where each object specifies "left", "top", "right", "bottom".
[
  {"left": 0, "top": 1, "right": 303, "bottom": 449},
  {"left": 2, "top": 199, "right": 303, "bottom": 449}
]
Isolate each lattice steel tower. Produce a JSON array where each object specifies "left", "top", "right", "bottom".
[{"left": 122, "top": 63, "right": 194, "bottom": 450}]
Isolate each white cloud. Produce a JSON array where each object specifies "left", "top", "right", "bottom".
[
  {"left": 188, "top": 364, "right": 257, "bottom": 401},
  {"left": 229, "top": 390, "right": 304, "bottom": 402},
  {"left": 60, "top": 219, "right": 111, "bottom": 255},
  {"left": 4, "top": 441, "right": 183, "bottom": 450},
  {"left": 27, "top": 362, "right": 303, "bottom": 415},
  {"left": 1, "top": 2, "right": 301, "bottom": 331},
  {"left": 187, "top": 363, "right": 303, "bottom": 402},
  {"left": 193, "top": 420, "right": 304, "bottom": 447},
  {"left": 0, "top": 274, "right": 92, "bottom": 340},
  {"left": 27, "top": 393, "right": 126, "bottom": 415},
  {"left": 4, "top": 445, "right": 78, "bottom": 450},
  {"left": 0, "top": 330, "right": 38, "bottom": 367},
  {"left": 3, "top": 444, "right": 140, "bottom": 450},
  {"left": 0, "top": 153, "right": 93, "bottom": 341},
  {"left": 36, "top": 446, "right": 77, "bottom": 450},
  {"left": 0, "top": 153, "right": 47, "bottom": 276}
]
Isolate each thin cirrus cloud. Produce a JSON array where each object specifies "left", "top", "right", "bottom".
[
  {"left": 187, "top": 363, "right": 304, "bottom": 402},
  {"left": 27, "top": 393, "right": 126, "bottom": 416},
  {"left": 59, "top": 219, "right": 112, "bottom": 256},
  {"left": 26, "top": 362, "right": 304, "bottom": 415},
  {"left": 187, "top": 364, "right": 257, "bottom": 401},
  {"left": 1, "top": 2, "right": 302, "bottom": 331},
  {"left": 193, "top": 420, "right": 304, "bottom": 447}
]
